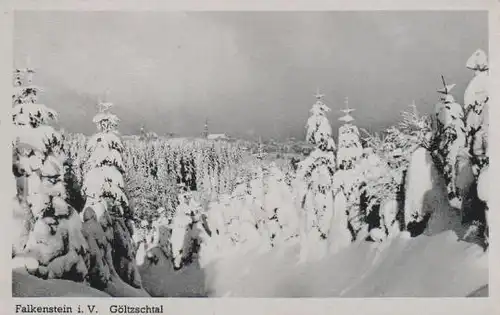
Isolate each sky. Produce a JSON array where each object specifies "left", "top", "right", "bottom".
[{"left": 13, "top": 11, "right": 488, "bottom": 140}]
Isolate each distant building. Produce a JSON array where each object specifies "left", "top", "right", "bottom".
[
  {"left": 207, "top": 133, "right": 230, "bottom": 141},
  {"left": 202, "top": 118, "right": 209, "bottom": 138}
]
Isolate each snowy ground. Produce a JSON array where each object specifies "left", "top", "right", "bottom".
[
  {"left": 134, "top": 230, "right": 487, "bottom": 298},
  {"left": 203, "top": 231, "right": 487, "bottom": 297},
  {"left": 12, "top": 271, "right": 110, "bottom": 297},
  {"left": 138, "top": 247, "right": 208, "bottom": 297},
  {"left": 13, "top": 230, "right": 487, "bottom": 298}
]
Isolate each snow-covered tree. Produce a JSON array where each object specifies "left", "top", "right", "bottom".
[
  {"left": 360, "top": 101, "right": 433, "bottom": 236},
  {"left": 11, "top": 66, "right": 88, "bottom": 282},
  {"left": 170, "top": 189, "right": 207, "bottom": 270},
  {"left": 263, "top": 164, "right": 300, "bottom": 247},
  {"left": 434, "top": 78, "right": 466, "bottom": 208},
  {"left": 295, "top": 90, "right": 338, "bottom": 260},
  {"left": 305, "top": 90, "right": 337, "bottom": 152},
  {"left": 337, "top": 98, "right": 363, "bottom": 170},
  {"left": 458, "top": 49, "right": 490, "bottom": 245},
  {"left": 463, "top": 49, "right": 489, "bottom": 175},
  {"left": 335, "top": 97, "right": 365, "bottom": 240},
  {"left": 403, "top": 146, "right": 452, "bottom": 236},
  {"left": 81, "top": 100, "right": 147, "bottom": 296}
]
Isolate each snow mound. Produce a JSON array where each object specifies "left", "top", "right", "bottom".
[
  {"left": 12, "top": 271, "right": 110, "bottom": 297},
  {"left": 205, "top": 231, "right": 487, "bottom": 297}
]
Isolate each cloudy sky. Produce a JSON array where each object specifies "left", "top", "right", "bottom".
[{"left": 14, "top": 11, "right": 487, "bottom": 140}]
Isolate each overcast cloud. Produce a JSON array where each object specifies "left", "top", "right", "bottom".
[{"left": 13, "top": 11, "right": 488, "bottom": 140}]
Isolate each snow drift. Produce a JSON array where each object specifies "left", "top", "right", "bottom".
[
  {"left": 12, "top": 271, "right": 110, "bottom": 297},
  {"left": 204, "top": 230, "right": 487, "bottom": 297}
]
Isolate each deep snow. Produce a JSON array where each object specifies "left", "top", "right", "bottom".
[
  {"left": 130, "top": 229, "right": 488, "bottom": 298},
  {"left": 203, "top": 230, "right": 487, "bottom": 297},
  {"left": 12, "top": 271, "right": 110, "bottom": 297}
]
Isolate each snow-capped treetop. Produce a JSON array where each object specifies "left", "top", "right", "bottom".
[
  {"left": 338, "top": 96, "right": 356, "bottom": 122},
  {"left": 306, "top": 91, "right": 336, "bottom": 153},
  {"left": 92, "top": 101, "right": 120, "bottom": 133},
  {"left": 466, "top": 49, "right": 488, "bottom": 72},
  {"left": 443, "top": 94, "right": 455, "bottom": 104},
  {"left": 437, "top": 83, "right": 456, "bottom": 97},
  {"left": 337, "top": 97, "right": 363, "bottom": 170},
  {"left": 399, "top": 102, "right": 430, "bottom": 133},
  {"left": 93, "top": 112, "right": 120, "bottom": 133},
  {"left": 396, "top": 102, "right": 433, "bottom": 151},
  {"left": 434, "top": 78, "right": 464, "bottom": 128},
  {"left": 435, "top": 94, "right": 464, "bottom": 127},
  {"left": 464, "top": 50, "right": 489, "bottom": 111},
  {"left": 98, "top": 101, "right": 114, "bottom": 112},
  {"left": 338, "top": 114, "right": 354, "bottom": 123}
]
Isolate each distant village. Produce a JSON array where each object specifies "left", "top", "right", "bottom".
[{"left": 122, "top": 119, "right": 315, "bottom": 157}]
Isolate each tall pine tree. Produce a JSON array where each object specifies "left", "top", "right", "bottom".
[
  {"left": 295, "top": 90, "right": 338, "bottom": 261},
  {"left": 335, "top": 97, "right": 365, "bottom": 240},
  {"left": 434, "top": 79, "right": 466, "bottom": 208},
  {"left": 462, "top": 49, "right": 489, "bottom": 244},
  {"left": 81, "top": 99, "right": 148, "bottom": 296},
  {"left": 12, "top": 64, "right": 88, "bottom": 281},
  {"left": 464, "top": 49, "right": 489, "bottom": 174}
]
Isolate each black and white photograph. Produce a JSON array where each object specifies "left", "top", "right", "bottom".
[{"left": 10, "top": 9, "right": 490, "bottom": 299}]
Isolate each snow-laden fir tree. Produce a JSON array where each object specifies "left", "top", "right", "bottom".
[
  {"left": 337, "top": 97, "right": 363, "bottom": 170},
  {"left": 360, "top": 101, "right": 433, "bottom": 237},
  {"left": 263, "top": 164, "right": 300, "bottom": 247},
  {"left": 434, "top": 79, "right": 466, "bottom": 208},
  {"left": 461, "top": 49, "right": 489, "bottom": 244},
  {"left": 295, "top": 90, "right": 338, "bottom": 261},
  {"left": 243, "top": 161, "right": 270, "bottom": 250},
  {"left": 463, "top": 49, "right": 489, "bottom": 175},
  {"left": 11, "top": 65, "right": 88, "bottom": 281},
  {"left": 170, "top": 188, "right": 208, "bottom": 270},
  {"left": 81, "top": 99, "right": 147, "bottom": 296},
  {"left": 335, "top": 97, "right": 365, "bottom": 240},
  {"left": 204, "top": 194, "right": 237, "bottom": 259}
]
